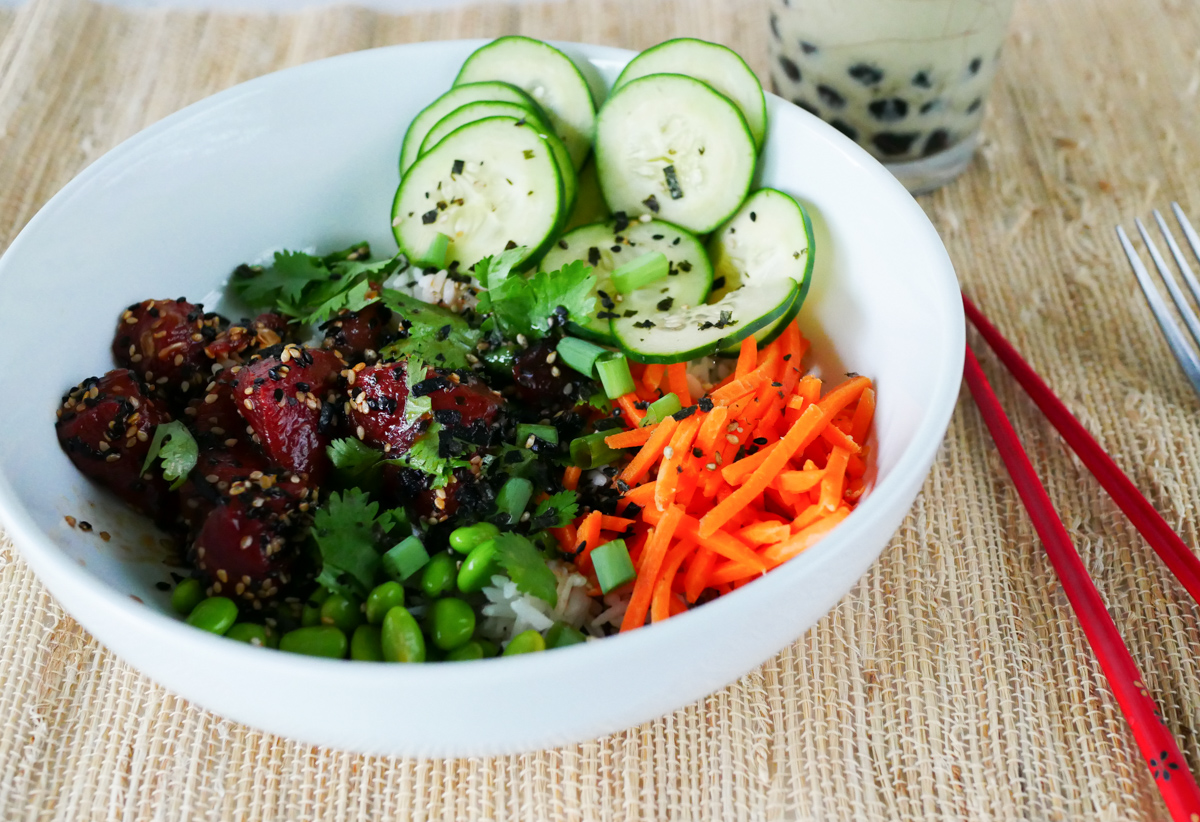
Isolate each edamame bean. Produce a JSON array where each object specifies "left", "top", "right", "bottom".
[
  {"left": 457, "top": 540, "right": 499, "bottom": 593},
  {"left": 381, "top": 606, "right": 426, "bottom": 663},
  {"left": 365, "top": 581, "right": 405, "bottom": 625},
  {"left": 545, "top": 622, "right": 586, "bottom": 649},
  {"left": 171, "top": 578, "right": 204, "bottom": 615},
  {"left": 185, "top": 596, "right": 238, "bottom": 635},
  {"left": 279, "top": 626, "right": 348, "bottom": 659},
  {"left": 225, "top": 622, "right": 278, "bottom": 648},
  {"left": 301, "top": 587, "right": 331, "bottom": 627},
  {"left": 320, "top": 593, "right": 363, "bottom": 633},
  {"left": 503, "top": 629, "right": 546, "bottom": 656},
  {"left": 445, "top": 641, "right": 485, "bottom": 661},
  {"left": 350, "top": 625, "right": 384, "bottom": 661},
  {"left": 421, "top": 552, "right": 457, "bottom": 598},
  {"left": 476, "top": 639, "right": 500, "bottom": 658},
  {"left": 430, "top": 598, "right": 476, "bottom": 651},
  {"left": 449, "top": 522, "right": 500, "bottom": 554}
]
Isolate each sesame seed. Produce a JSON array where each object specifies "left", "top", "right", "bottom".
[
  {"left": 726, "top": 434, "right": 739, "bottom": 444},
  {"left": 705, "top": 463, "right": 716, "bottom": 471},
  {"left": 217, "top": 569, "right": 229, "bottom": 582},
  {"left": 550, "top": 366, "right": 561, "bottom": 378},
  {"left": 205, "top": 474, "right": 219, "bottom": 483},
  {"left": 356, "top": 425, "right": 365, "bottom": 439},
  {"left": 243, "top": 399, "right": 254, "bottom": 410},
  {"left": 212, "top": 582, "right": 222, "bottom": 593},
  {"left": 663, "top": 446, "right": 674, "bottom": 459},
  {"left": 204, "top": 394, "right": 218, "bottom": 404},
  {"left": 239, "top": 536, "right": 252, "bottom": 549},
  {"left": 546, "top": 351, "right": 558, "bottom": 364}
]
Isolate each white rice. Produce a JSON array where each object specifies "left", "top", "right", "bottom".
[
  {"left": 382, "top": 266, "right": 480, "bottom": 313},
  {"left": 478, "top": 561, "right": 598, "bottom": 645}
]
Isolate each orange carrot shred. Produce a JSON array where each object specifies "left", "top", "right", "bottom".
[
  {"left": 666, "top": 363, "right": 693, "bottom": 407},
  {"left": 736, "top": 521, "right": 791, "bottom": 546},
  {"left": 642, "top": 363, "right": 666, "bottom": 393},
  {"left": 619, "top": 482, "right": 657, "bottom": 511},
  {"left": 621, "top": 504, "right": 684, "bottom": 632},
  {"left": 847, "top": 451, "right": 867, "bottom": 479},
  {"left": 655, "top": 414, "right": 702, "bottom": 511},
  {"left": 851, "top": 388, "right": 875, "bottom": 444},
  {"left": 616, "top": 393, "right": 645, "bottom": 427},
  {"left": 721, "top": 440, "right": 780, "bottom": 485},
  {"left": 763, "top": 507, "right": 850, "bottom": 566},
  {"left": 775, "top": 468, "right": 825, "bottom": 493},
  {"left": 791, "top": 503, "right": 825, "bottom": 531},
  {"left": 819, "top": 424, "right": 860, "bottom": 454},
  {"left": 695, "top": 404, "right": 729, "bottom": 456},
  {"left": 575, "top": 511, "right": 603, "bottom": 572},
  {"left": 818, "top": 446, "right": 850, "bottom": 511},
  {"left": 563, "top": 466, "right": 581, "bottom": 492},
  {"left": 642, "top": 506, "right": 767, "bottom": 571},
  {"left": 600, "top": 515, "right": 635, "bottom": 532},
  {"left": 619, "top": 415, "right": 677, "bottom": 486},
  {"left": 816, "top": 376, "right": 872, "bottom": 418},
  {"left": 797, "top": 375, "right": 822, "bottom": 405},
  {"left": 651, "top": 539, "right": 698, "bottom": 623},
  {"left": 605, "top": 425, "right": 657, "bottom": 449},
  {"left": 777, "top": 322, "right": 804, "bottom": 397},
  {"left": 684, "top": 548, "right": 717, "bottom": 602},
  {"left": 735, "top": 335, "right": 758, "bottom": 377},
  {"left": 710, "top": 370, "right": 767, "bottom": 405}
]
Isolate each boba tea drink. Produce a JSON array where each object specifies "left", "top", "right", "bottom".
[{"left": 768, "top": 0, "right": 1014, "bottom": 193}]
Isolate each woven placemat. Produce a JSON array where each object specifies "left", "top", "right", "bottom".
[{"left": 2, "top": 0, "right": 1200, "bottom": 818}]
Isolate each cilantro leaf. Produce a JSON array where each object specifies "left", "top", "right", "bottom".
[
  {"left": 232, "top": 250, "right": 329, "bottom": 307},
  {"left": 473, "top": 247, "right": 528, "bottom": 293},
  {"left": 493, "top": 533, "right": 558, "bottom": 606},
  {"left": 286, "top": 279, "right": 375, "bottom": 326},
  {"left": 326, "top": 437, "right": 384, "bottom": 477},
  {"left": 311, "top": 489, "right": 396, "bottom": 597},
  {"left": 389, "top": 421, "right": 469, "bottom": 489},
  {"left": 487, "top": 260, "right": 596, "bottom": 340},
  {"left": 530, "top": 490, "right": 579, "bottom": 530},
  {"left": 401, "top": 355, "right": 431, "bottom": 428},
  {"left": 379, "top": 289, "right": 482, "bottom": 370},
  {"left": 140, "top": 421, "right": 197, "bottom": 490}
]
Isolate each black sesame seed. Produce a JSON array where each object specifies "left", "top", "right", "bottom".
[
  {"left": 421, "top": 209, "right": 437, "bottom": 224},
  {"left": 816, "top": 84, "right": 845, "bottom": 108},
  {"left": 800, "top": 41, "right": 818, "bottom": 54},
  {"left": 613, "top": 211, "right": 630, "bottom": 233},
  {"left": 588, "top": 247, "right": 601, "bottom": 266},
  {"left": 969, "top": 56, "right": 982, "bottom": 74},
  {"left": 912, "top": 70, "right": 932, "bottom": 88},
  {"left": 966, "top": 97, "right": 983, "bottom": 114},
  {"left": 778, "top": 55, "right": 801, "bottom": 82},
  {"left": 712, "top": 277, "right": 726, "bottom": 290}
]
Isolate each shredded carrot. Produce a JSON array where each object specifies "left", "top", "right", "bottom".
[
  {"left": 684, "top": 548, "right": 717, "bottom": 602},
  {"left": 736, "top": 521, "right": 791, "bottom": 545},
  {"left": 600, "top": 515, "right": 635, "bottom": 532},
  {"left": 575, "top": 511, "right": 603, "bottom": 572},
  {"left": 797, "top": 375, "right": 822, "bottom": 405},
  {"left": 643, "top": 506, "right": 767, "bottom": 571},
  {"left": 651, "top": 539, "right": 698, "bottom": 623},
  {"left": 619, "top": 482, "right": 657, "bottom": 511},
  {"left": 616, "top": 393, "right": 645, "bottom": 427},
  {"left": 851, "top": 388, "right": 875, "bottom": 444},
  {"left": 710, "top": 370, "right": 767, "bottom": 405},
  {"left": 735, "top": 335, "right": 758, "bottom": 377},
  {"left": 763, "top": 508, "right": 851, "bottom": 565},
  {"left": 666, "top": 363, "right": 693, "bottom": 407},
  {"left": 846, "top": 451, "right": 867, "bottom": 479},
  {"left": 605, "top": 425, "right": 656, "bottom": 449},
  {"left": 777, "top": 323, "right": 804, "bottom": 396},
  {"left": 721, "top": 440, "right": 780, "bottom": 485},
  {"left": 775, "top": 468, "right": 825, "bottom": 493},
  {"left": 642, "top": 363, "right": 666, "bottom": 394},
  {"left": 819, "top": 423, "right": 860, "bottom": 453},
  {"left": 791, "top": 503, "right": 825, "bottom": 531},
  {"left": 619, "top": 415, "right": 677, "bottom": 486},
  {"left": 706, "top": 557, "right": 767, "bottom": 587},
  {"left": 621, "top": 504, "right": 684, "bottom": 632},
  {"left": 818, "top": 446, "right": 850, "bottom": 511},
  {"left": 562, "top": 466, "right": 581, "bottom": 492},
  {"left": 552, "top": 523, "right": 577, "bottom": 554},
  {"left": 816, "top": 375, "right": 872, "bottom": 417},
  {"left": 655, "top": 414, "right": 702, "bottom": 512}
]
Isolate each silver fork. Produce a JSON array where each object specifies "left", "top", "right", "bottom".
[{"left": 1116, "top": 202, "right": 1200, "bottom": 397}]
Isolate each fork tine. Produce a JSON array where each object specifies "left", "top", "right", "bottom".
[
  {"left": 1154, "top": 209, "right": 1200, "bottom": 310},
  {"left": 1138, "top": 217, "right": 1200, "bottom": 349},
  {"left": 1172, "top": 202, "right": 1200, "bottom": 266},
  {"left": 1116, "top": 225, "right": 1200, "bottom": 397}
]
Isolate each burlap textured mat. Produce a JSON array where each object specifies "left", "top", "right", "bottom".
[{"left": 2, "top": 0, "right": 1199, "bottom": 818}]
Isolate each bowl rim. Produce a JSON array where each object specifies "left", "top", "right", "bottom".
[{"left": 0, "top": 38, "right": 964, "bottom": 742}]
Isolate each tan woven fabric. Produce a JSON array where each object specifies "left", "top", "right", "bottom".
[{"left": 2, "top": 0, "right": 1200, "bottom": 818}]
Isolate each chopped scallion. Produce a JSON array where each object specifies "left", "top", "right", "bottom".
[
  {"left": 569, "top": 431, "right": 621, "bottom": 469},
  {"left": 642, "top": 392, "right": 682, "bottom": 426},
  {"left": 495, "top": 477, "right": 533, "bottom": 524},
  {"left": 382, "top": 536, "right": 429, "bottom": 582},
  {"left": 612, "top": 251, "right": 669, "bottom": 293},
  {"left": 592, "top": 539, "right": 636, "bottom": 594},
  {"left": 556, "top": 336, "right": 607, "bottom": 378},
  {"left": 596, "top": 352, "right": 635, "bottom": 399},
  {"left": 516, "top": 423, "right": 559, "bottom": 445}
]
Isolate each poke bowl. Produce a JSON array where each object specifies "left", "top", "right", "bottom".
[{"left": 0, "top": 39, "right": 962, "bottom": 756}]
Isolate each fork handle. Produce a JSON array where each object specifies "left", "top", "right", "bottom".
[{"left": 964, "top": 294, "right": 1200, "bottom": 607}]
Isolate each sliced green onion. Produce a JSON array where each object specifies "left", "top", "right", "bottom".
[
  {"left": 545, "top": 622, "right": 587, "bottom": 648},
  {"left": 496, "top": 477, "right": 533, "bottom": 524},
  {"left": 596, "top": 352, "right": 635, "bottom": 399},
  {"left": 642, "top": 392, "right": 682, "bottom": 426},
  {"left": 570, "top": 431, "right": 621, "bottom": 469},
  {"left": 557, "top": 336, "right": 607, "bottom": 378},
  {"left": 516, "top": 424, "right": 559, "bottom": 446},
  {"left": 418, "top": 232, "right": 450, "bottom": 269},
  {"left": 382, "top": 536, "right": 429, "bottom": 582},
  {"left": 591, "top": 539, "right": 636, "bottom": 594},
  {"left": 612, "top": 251, "right": 669, "bottom": 294}
]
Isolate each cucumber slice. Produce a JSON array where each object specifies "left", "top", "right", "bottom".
[
  {"left": 595, "top": 73, "right": 756, "bottom": 234},
  {"left": 420, "top": 102, "right": 577, "bottom": 224},
  {"left": 391, "top": 116, "right": 564, "bottom": 273},
  {"left": 455, "top": 36, "right": 596, "bottom": 170},
  {"left": 564, "top": 158, "right": 610, "bottom": 231},
  {"left": 611, "top": 277, "right": 798, "bottom": 364},
  {"left": 708, "top": 188, "right": 815, "bottom": 353},
  {"left": 612, "top": 38, "right": 767, "bottom": 149},
  {"left": 538, "top": 218, "right": 713, "bottom": 344},
  {"left": 400, "top": 81, "right": 540, "bottom": 175}
]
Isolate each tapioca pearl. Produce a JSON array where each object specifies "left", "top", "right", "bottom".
[
  {"left": 871, "top": 132, "right": 920, "bottom": 156},
  {"left": 778, "top": 55, "right": 801, "bottom": 82},
  {"left": 829, "top": 119, "right": 858, "bottom": 142},
  {"left": 969, "top": 57, "right": 983, "bottom": 75},
  {"left": 817, "top": 85, "right": 845, "bottom": 108},
  {"left": 770, "top": 13, "right": 781, "bottom": 40},
  {"left": 966, "top": 97, "right": 983, "bottom": 114},
  {"left": 800, "top": 41, "right": 818, "bottom": 54},
  {"left": 923, "top": 129, "right": 951, "bottom": 157},
  {"left": 912, "top": 71, "right": 932, "bottom": 89},
  {"left": 919, "top": 99, "right": 941, "bottom": 115},
  {"left": 791, "top": 97, "right": 820, "bottom": 117},
  {"left": 868, "top": 98, "right": 909, "bottom": 122},
  {"left": 848, "top": 63, "right": 883, "bottom": 85}
]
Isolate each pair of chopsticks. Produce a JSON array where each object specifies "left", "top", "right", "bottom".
[{"left": 963, "top": 294, "right": 1200, "bottom": 820}]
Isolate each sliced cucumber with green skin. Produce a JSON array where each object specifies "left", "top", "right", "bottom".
[
  {"left": 708, "top": 188, "right": 815, "bottom": 353},
  {"left": 420, "top": 102, "right": 578, "bottom": 225},
  {"left": 611, "top": 277, "right": 798, "bottom": 363},
  {"left": 400, "top": 81, "right": 540, "bottom": 175},
  {"left": 612, "top": 38, "right": 767, "bottom": 149},
  {"left": 539, "top": 218, "right": 712, "bottom": 344},
  {"left": 392, "top": 116, "right": 563, "bottom": 272},
  {"left": 564, "top": 158, "right": 610, "bottom": 232},
  {"left": 455, "top": 36, "right": 596, "bottom": 170},
  {"left": 595, "top": 73, "right": 757, "bottom": 235}
]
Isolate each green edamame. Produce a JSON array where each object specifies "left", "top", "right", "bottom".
[
  {"left": 445, "top": 641, "right": 485, "bottom": 661},
  {"left": 545, "top": 622, "right": 586, "bottom": 649},
  {"left": 421, "top": 552, "right": 458, "bottom": 598},
  {"left": 503, "top": 629, "right": 546, "bottom": 656},
  {"left": 301, "top": 587, "right": 331, "bottom": 627},
  {"left": 457, "top": 539, "right": 500, "bottom": 593},
  {"left": 449, "top": 522, "right": 500, "bottom": 554},
  {"left": 171, "top": 578, "right": 205, "bottom": 615},
  {"left": 185, "top": 596, "right": 238, "bottom": 635},
  {"left": 279, "top": 625, "right": 348, "bottom": 659},
  {"left": 225, "top": 622, "right": 277, "bottom": 648},
  {"left": 320, "top": 593, "right": 363, "bottom": 633},
  {"left": 476, "top": 639, "right": 500, "bottom": 658},
  {"left": 350, "top": 625, "right": 384, "bottom": 661},
  {"left": 430, "top": 598, "right": 476, "bottom": 651},
  {"left": 365, "top": 581, "right": 405, "bottom": 625},
  {"left": 381, "top": 606, "right": 426, "bottom": 663}
]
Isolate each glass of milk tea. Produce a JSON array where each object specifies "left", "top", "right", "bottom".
[{"left": 768, "top": 0, "right": 1015, "bottom": 194}]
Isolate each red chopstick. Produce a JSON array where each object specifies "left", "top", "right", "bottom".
[
  {"left": 963, "top": 294, "right": 1200, "bottom": 606},
  {"left": 964, "top": 344, "right": 1200, "bottom": 821}
]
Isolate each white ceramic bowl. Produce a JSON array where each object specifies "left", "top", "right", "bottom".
[{"left": 0, "top": 40, "right": 962, "bottom": 756}]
